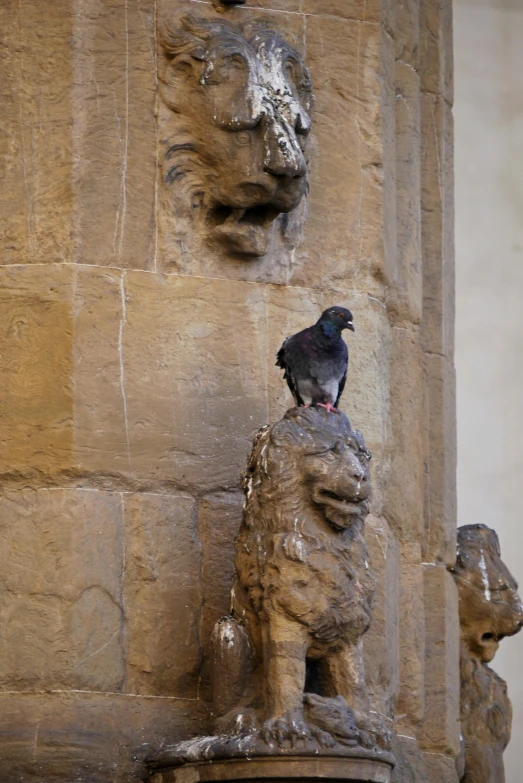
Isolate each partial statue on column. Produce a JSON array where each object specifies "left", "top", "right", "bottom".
[
  {"left": 149, "top": 407, "right": 394, "bottom": 781},
  {"left": 158, "top": 15, "right": 312, "bottom": 260},
  {"left": 451, "top": 524, "right": 523, "bottom": 783}
]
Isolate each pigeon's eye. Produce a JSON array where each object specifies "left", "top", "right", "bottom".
[{"left": 338, "top": 313, "right": 344, "bottom": 318}]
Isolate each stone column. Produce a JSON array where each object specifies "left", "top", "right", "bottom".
[{"left": 0, "top": 1, "right": 457, "bottom": 782}]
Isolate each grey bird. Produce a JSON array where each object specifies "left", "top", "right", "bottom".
[{"left": 276, "top": 306, "right": 355, "bottom": 412}]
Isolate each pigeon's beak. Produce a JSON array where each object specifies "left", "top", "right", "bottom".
[{"left": 347, "top": 322, "right": 355, "bottom": 332}]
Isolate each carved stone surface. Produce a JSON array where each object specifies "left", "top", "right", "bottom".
[
  {"left": 158, "top": 15, "right": 312, "bottom": 260},
  {"left": 150, "top": 407, "right": 393, "bottom": 777},
  {"left": 450, "top": 524, "right": 523, "bottom": 783}
]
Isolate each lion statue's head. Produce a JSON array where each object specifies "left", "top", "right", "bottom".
[
  {"left": 158, "top": 15, "right": 313, "bottom": 258},
  {"left": 451, "top": 524, "right": 523, "bottom": 664},
  {"left": 243, "top": 406, "right": 371, "bottom": 534}
]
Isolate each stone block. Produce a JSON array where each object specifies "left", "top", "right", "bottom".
[
  {"left": 0, "top": 489, "right": 124, "bottom": 692},
  {"left": 198, "top": 492, "right": 243, "bottom": 696},
  {"left": 73, "top": 0, "right": 157, "bottom": 270},
  {"left": 123, "top": 491, "right": 201, "bottom": 697},
  {"left": 240, "top": 0, "right": 301, "bottom": 9},
  {"left": 73, "top": 266, "right": 131, "bottom": 479},
  {"left": 395, "top": 543, "right": 425, "bottom": 731},
  {"left": 419, "top": 565, "right": 460, "bottom": 757},
  {"left": 303, "top": 0, "right": 394, "bottom": 33},
  {"left": 424, "top": 753, "right": 459, "bottom": 783},
  {"left": 395, "top": 0, "right": 419, "bottom": 68},
  {"left": 0, "top": 265, "right": 73, "bottom": 479},
  {"left": 364, "top": 515, "right": 400, "bottom": 719},
  {"left": 390, "top": 734, "right": 428, "bottom": 783},
  {"left": 0, "top": 0, "right": 74, "bottom": 264},
  {"left": 120, "top": 272, "right": 269, "bottom": 492},
  {"left": 384, "top": 327, "right": 424, "bottom": 544},
  {"left": 421, "top": 94, "right": 455, "bottom": 359},
  {"left": 419, "top": 0, "right": 453, "bottom": 104},
  {"left": 289, "top": 16, "right": 394, "bottom": 294},
  {"left": 392, "top": 63, "right": 422, "bottom": 326},
  {"left": 0, "top": 691, "right": 207, "bottom": 783},
  {"left": 422, "top": 354, "right": 457, "bottom": 565}
]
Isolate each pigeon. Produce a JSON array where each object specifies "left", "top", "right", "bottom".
[{"left": 276, "top": 306, "right": 355, "bottom": 413}]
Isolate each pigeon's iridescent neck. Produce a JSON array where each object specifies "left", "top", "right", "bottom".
[{"left": 319, "top": 321, "right": 341, "bottom": 339}]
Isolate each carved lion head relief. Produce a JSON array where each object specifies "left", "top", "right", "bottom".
[
  {"left": 158, "top": 15, "right": 313, "bottom": 260},
  {"left": 451, "top": 524, "right": 523, "bottom": 663}
]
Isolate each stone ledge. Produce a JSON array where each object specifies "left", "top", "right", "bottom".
[{"left": 150, "top": 756, "right": 392, "bottom": 783}]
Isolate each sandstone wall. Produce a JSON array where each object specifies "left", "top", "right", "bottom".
[{"left": 0, "top": 1, "right": 457, "bottom": 781}]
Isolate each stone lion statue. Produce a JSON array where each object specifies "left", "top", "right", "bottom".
[
  {"left": 209, "top": 406, "right": 391, "bottom": 758},
  {"left": 158, "top": 15, "right": 312, "bottom": 260},
  {"left": 451, "top": 524, "right": 523, "bottom": 783}
]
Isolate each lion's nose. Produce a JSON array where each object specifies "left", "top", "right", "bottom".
[
  {"left": 263, "top": 121, "right": 307, "bottom": 179},
  {"left": 351, "top": 468, "right": 365, "bottom": 482}
]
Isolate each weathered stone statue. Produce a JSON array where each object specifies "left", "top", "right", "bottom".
[
  {"left": 158, "top": 15, "right": 312, "bottom": 260},
  {"left": 150, "top": 407, "right": 394, "bottom": 782},
  {"left": 451, "top": 524, "right": 523, "bottom": 783}
]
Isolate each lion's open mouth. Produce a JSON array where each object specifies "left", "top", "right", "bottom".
[
  {"left": 481, "top": 632, "right": 505, "bottom": 644},
  {"left": 210, "top": 204, "right": 280, "bottom": 257},
  {"left": 314, "top": 489, "right": 366, "bottom": 516}
]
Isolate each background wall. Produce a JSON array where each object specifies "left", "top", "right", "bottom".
[{"left": 454, "top": 1, "right": 523, "bottom": 780}]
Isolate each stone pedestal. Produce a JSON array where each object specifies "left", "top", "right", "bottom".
[{"left": 149, "top": 757, "right": 392, "bottom": 783}]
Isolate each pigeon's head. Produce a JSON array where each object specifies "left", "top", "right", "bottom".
[{"left": 319, "top": 306, "right": 355, "bottom": 332}]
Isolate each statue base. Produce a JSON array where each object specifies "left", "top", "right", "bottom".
[{"left": 149, "top": 755, "right": 392, "bottom": 783}]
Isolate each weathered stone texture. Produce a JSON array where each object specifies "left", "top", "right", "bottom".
[
  {"left": 198, "top": 492, "right": 243, "bottom": 671},
  {"left": 419, "top": 565, "right": 460, "bottom": 757},
  {"left": 422, "top": 354, "right": 457, "bottom": 564},
  {"left": 121, "top": 273, "right": 269, "bottom": 492},
  {"left": 0, "top": 489, "right": 124, "bottom": 692},
  {"left": 424, "top": 753, "right": 459, "bottom": 783},
  {"left": 123, "top": 491, "right": 201, "bottom": 697},
  {"left": 392, "top": 62, "right": 422, "bottom": 325},
  {"left": 385, "top": 327, "right": 424, "bottom": 544},
  {"left": 395, "top": 543, "right": 425, "bottom": 733},
  {"left": 0, "top": 0, "right": 74, "bottom": 264},
  {"left": 364, "top": 515, "right": 400, "bottom": 720},
  {"left": 293, "top": 15, "right": 395, "bottom": 294},
  {"left": 72, "top": 0, "right": 157, "bottom": 270},
  {"left": 0, "top": 691, "right": 207, "bottom": 783},
  {"left": 0, "top": 265, "right": 73, "bottom": 479}
]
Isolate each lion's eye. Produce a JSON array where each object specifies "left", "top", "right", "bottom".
[{"left": 235, "top": 131, "right": 252, "bottom": 147}]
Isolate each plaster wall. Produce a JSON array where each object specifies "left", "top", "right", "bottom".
[{"left": 454, "top": 1, "right": 523, "bottom": 781}]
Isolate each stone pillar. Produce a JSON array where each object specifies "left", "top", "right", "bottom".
[{"left": 0, "top": 1, "right": 457, "bottom": 782}]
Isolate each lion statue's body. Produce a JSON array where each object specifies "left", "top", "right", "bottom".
[
  {"left": 451, "top": 524, "right": 523, "bottom": 783},
  {"left": 212, "top": 406, "right": 387, "bottom": 752}
]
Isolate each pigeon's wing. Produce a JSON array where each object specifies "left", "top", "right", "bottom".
[
  {"left": 335, "top": 368, "right": 347, "bottom": 407},
  {"left": 276, "top": 336, "right": 305, "bottom": 406}
]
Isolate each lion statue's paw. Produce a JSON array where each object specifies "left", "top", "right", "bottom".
[
  {"left": 261, "top": 711, "right": 319, "bottom": 749},
  {"left": 353, "top": 710, "right": 392, "bottom": 752}
]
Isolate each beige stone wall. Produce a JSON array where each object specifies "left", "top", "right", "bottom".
[
  {"left": 454, "top": 1, "right": 523, "bottom": 781},
  {"left": 0, "top": 1, "right": 457, "bottom": 781}
]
